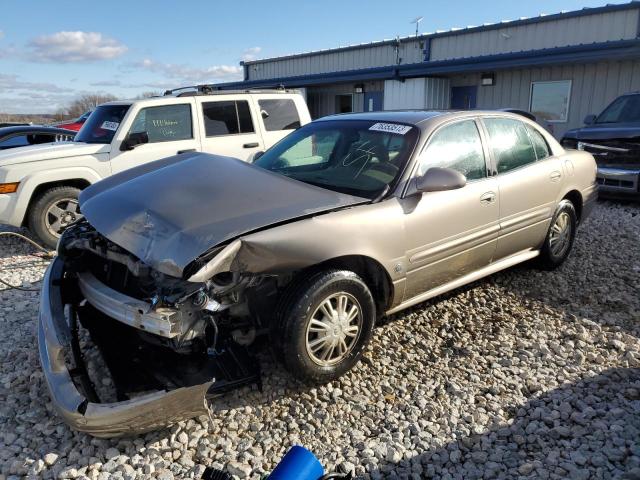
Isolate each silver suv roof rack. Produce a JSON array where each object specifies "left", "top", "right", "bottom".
[{"left": 164, "top": 84, "right": 291, "bottom": 97}]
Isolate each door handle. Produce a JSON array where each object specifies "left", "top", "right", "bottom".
[
  {"left": 243, "top": 142, "right": 260, "bottom": 149},
  {"left": 177, "top": 149, "right": 196, "bottom": 154},
  {"left": 480, "top": 192, "right": 496, "bottom": 204},
  {"left": 550, "top": 171, "right": 562, "bottom": 182}
]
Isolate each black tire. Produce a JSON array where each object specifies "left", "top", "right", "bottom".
[
  {"left": 538, "top": 199, "right": 577, "bottom": 270},
  {"left": 275, "top": 270, "right": 375, "bottom": 384},
  {"left": 27, "top": 186, "right": 82, "bottom": 249}
]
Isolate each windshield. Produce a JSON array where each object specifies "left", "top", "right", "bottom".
[
  {"left": 75, "top": 104, "right": 130, "bottom": 144},
  {"left": 254, "top": 120, "right": 419, "bottom": 199},
  {"left": 596, "top": 95, "right": 640, "bottom": 124}
]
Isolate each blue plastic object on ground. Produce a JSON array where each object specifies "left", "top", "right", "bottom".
[{"left": 268, "top": 445, "right": 325, "bottom": 480}]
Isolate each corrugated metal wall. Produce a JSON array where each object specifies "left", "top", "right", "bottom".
[
  {"left": 383, "top": 77, "right": 450, "bottom": 110},
  {"left": 246, "top": 42, "right": 426, "bottom": 81},
  {"left": 430, "top": 9, "right": 639, "bottom": 61},
  {"left": 245, "top": 8, "right": 639, "bottom": 81},
  {"left": 449, "top": 59, "right": 640, "bottom": 137}
]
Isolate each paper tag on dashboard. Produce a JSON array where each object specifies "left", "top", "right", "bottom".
[
  {"left": 100, "top": 121, "right": 120, "bottom": 131},
  {"left": 369, "top": 123, "right": 412, "bottom": 135}
]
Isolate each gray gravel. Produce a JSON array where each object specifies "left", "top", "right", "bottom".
[{"left": 1, "top": 201, "right": 639, "bottom": 480}]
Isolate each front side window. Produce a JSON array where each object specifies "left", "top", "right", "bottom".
[
  {"left": 484, "top": 118, "right": 537, "bottom": 174},
  {"left": 129, "top": 104, "right": 193, "bottom": 143},
  {"left": 254, "top": 120, "right": 419, "bottom": 199},
  {"left": 75, "top": 105, "right": 130, "bottom": 144},
  {"left": 418, "top": 120, "right": 486, "bottom": 181},
  {"left": 530, "top": 80, "right": 571, "bottom": 123},
  {"left": 259, "top": 99, "right": 301, "bottom": 131},
  {"left": 202, "top": 100, "right": 254, "bottom": 136},
  {"left": 596, "top": 95, "right": 640, "bottom": 124}
]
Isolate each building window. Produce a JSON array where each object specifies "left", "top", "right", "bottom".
[{"left": 529, "top": 80, "right": 572, "bottom": 123}]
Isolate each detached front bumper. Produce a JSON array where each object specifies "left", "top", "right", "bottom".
[
  {"left": 38, "top": 258, "right": 214, "bottom": 437},
  {"left": 596, "top": 166, "right": 640, "bottom": 198}
]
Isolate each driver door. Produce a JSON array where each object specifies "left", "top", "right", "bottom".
[
  {"left": 402, "top": 119, "right": 500, "bottom": 301},
  {"left": 110, "top": 100, "right": 201, "bottom": 174}
]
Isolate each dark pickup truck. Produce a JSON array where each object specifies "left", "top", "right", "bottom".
[{"left": 562, "top": 92, "right": 640, "bottom": 198}]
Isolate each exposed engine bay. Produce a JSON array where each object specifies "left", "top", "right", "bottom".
[{"left": 56, "top": 220, "right": 279, "bottom": 405}]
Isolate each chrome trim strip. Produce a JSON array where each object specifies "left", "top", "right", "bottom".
[
  {"left": 578, "top": 141, "right": 629, "bottom": 153},
  {"left": 387, "top": 249, "right": 539, "bottom": 315},
  {"left": 77, "top": 271, "right": 181, "bottom": 338}
]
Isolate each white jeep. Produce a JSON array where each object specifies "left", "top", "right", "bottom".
[{"left": 0, "top": 89, "right": 310, "bottom": 247}]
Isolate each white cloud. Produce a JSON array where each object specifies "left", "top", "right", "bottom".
[
  {"left": 90, "top": 79, "right": 122, "bottom": 87},
  {"left": 28, "top": 31, "right": 127, "bottom": 63},
  {"left": 0, "top": 73, "right": 74, "bottom": 93},
  {"left": 135, "top": 58, "right": 242, "bottom": 83},
  {"left": 0, "top": 30, "right": 4, "bottom": 40},
  {"left": 241, "top": 46, "right": 262, "bottom": 62}
]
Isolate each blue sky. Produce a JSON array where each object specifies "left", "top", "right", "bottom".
[{"left": 0, "top": 0, "right": 627, "bottom": 113}]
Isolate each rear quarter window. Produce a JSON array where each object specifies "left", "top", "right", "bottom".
[{"left": 258, "top": 99, "right": 301, "bottom": 131}]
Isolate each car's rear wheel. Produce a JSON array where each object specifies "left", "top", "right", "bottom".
[
  {"left": 276, "top": 270, "right": 375, "bottom": 384},
  {"left": 28, "top": 186, "right": 83, "bottom": 249},
  {"left": 538, "top": 199, "right": 577, "bottom": 269}
]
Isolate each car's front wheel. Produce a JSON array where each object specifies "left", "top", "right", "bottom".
[
  {"left": 28, "top": 186, "right": 83, "bottom": 249},
  {"left": 276, "top": 270, "right": 375, "bottom": 384},
  {"left": 538, "top": 199, "right": 577, "bottom": 269}
]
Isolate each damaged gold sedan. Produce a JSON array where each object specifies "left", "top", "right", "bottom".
[{"left": 39, "top": 111, "right": 598, "bottom": 436}]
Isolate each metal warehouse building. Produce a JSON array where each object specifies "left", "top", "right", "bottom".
[{"left": 218, "top": 2, "right": 640, "bottom": 138}]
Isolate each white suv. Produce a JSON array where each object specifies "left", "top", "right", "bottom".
[{"left": 0, "top": 90, "right": 311, "bottom": 247}]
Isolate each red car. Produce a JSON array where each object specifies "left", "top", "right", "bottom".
[{"left": 56, "top": 111, "right": 92, "bottom": 132}]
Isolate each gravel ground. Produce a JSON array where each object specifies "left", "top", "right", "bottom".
[{"left": 1, "top": 201, "right": 639, "bottom": 480}]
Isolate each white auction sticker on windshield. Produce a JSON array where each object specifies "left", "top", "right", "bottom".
[
  {"left": 100, "top": 121, "right": 120, "bottom": 131},
  {"left": 369, "top": 122, "right": 412, "bottom": 135}
]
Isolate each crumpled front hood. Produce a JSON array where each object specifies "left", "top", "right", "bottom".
[
  {"left": 79, "top": 152, "right": 367, "bottom": 277},
  {"left": 0, "top": 142, "right": 109, "bottom": 167},
  {"left": 563, "top": 123, "right": 640, "bottom": 141}
]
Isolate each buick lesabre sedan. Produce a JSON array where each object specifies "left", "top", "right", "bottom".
[{"left": 39, "top": 111, "right": 597, "bottom": 436}]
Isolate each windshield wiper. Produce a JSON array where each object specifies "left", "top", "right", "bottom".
[{"left": 371, "top": 185, "right": 390, "bottom": 203}]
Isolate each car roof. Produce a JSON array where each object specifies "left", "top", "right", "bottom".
[
  {"left": 316, "top": 109, "right": 536, "bottom": 129},
  {"left": 0, "top": 125, "right": 76, "bottom": 136},
  {"left": 318, "top": 110, "right": 453, "bottom": 125}
]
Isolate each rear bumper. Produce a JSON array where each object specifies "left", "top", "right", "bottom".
[
  {"left": 596, "top": 167, "right": 640, "bottom": 197},
  {"left": 38, "top": 258, "right": 213, "bottom": 437},
  {"left": 581, "top": 183, "right": 598, "bottom": 222}
]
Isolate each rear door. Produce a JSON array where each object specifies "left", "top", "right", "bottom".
[
  {"left": 253, "top": 95, "right": 306, "bottom": 149},
  {"left": 480, "top": 116, "right": 563, "bottom": 260},
  {"left": 196, "top": 95, "right": 265, "bottom": 161},
  {"left": 402, "top": 118, "right": 500, "bottom": 300},
  {"left": 111, "top": 100, "right": 200, "bottom": 174}
]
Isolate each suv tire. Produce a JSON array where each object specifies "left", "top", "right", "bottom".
[{"left": 28, "top": 186, "right": 83, "bottom": 249}]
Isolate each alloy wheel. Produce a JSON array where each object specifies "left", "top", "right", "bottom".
[
  {"left": 45, "top": 198, "right": 83, "bottom": 238},
  {"left": 549, "top": 211, "right": 572, "bottom": 258}
]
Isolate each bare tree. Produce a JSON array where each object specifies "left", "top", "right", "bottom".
[
  {"left": 134, "top": 91, "right": 162, "bottom": 99},
  {"left": 66, "top": 94, "right": 118, "bottom": 118}
]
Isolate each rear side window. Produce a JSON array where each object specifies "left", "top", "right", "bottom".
[
  {"left": 484, "top": 118, "right": 537, "bottom": 173},
  {"left": 259, "top": 99, "right": 301, "bottom": 131},
  {"left": 202, "top": 100, "right": 254, "bottom": 136},
  {"left": 419, "top": 120, "right": 487, "bottom": 181},
  {"left": 526, "top": 125, "right": 551, "bottom": 160},
  {"left": 0, "top": 134, "right": 29, "bottom": 148},
  {"left": 129, "top": 104, "right": 193, "bottom": 143}
]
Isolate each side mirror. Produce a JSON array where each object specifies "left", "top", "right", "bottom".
[
  {"left": 583, "top": 114, "right": 596, "bottom": 125},
  {"left": 120, "top": 131, "right": 149, "bottom": 151},
  {"left": 252, "top": 151, "right": 265, "bottom": 162},
  {"left": 415, "top": 167, "right": 467, "bottom": 193}
]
